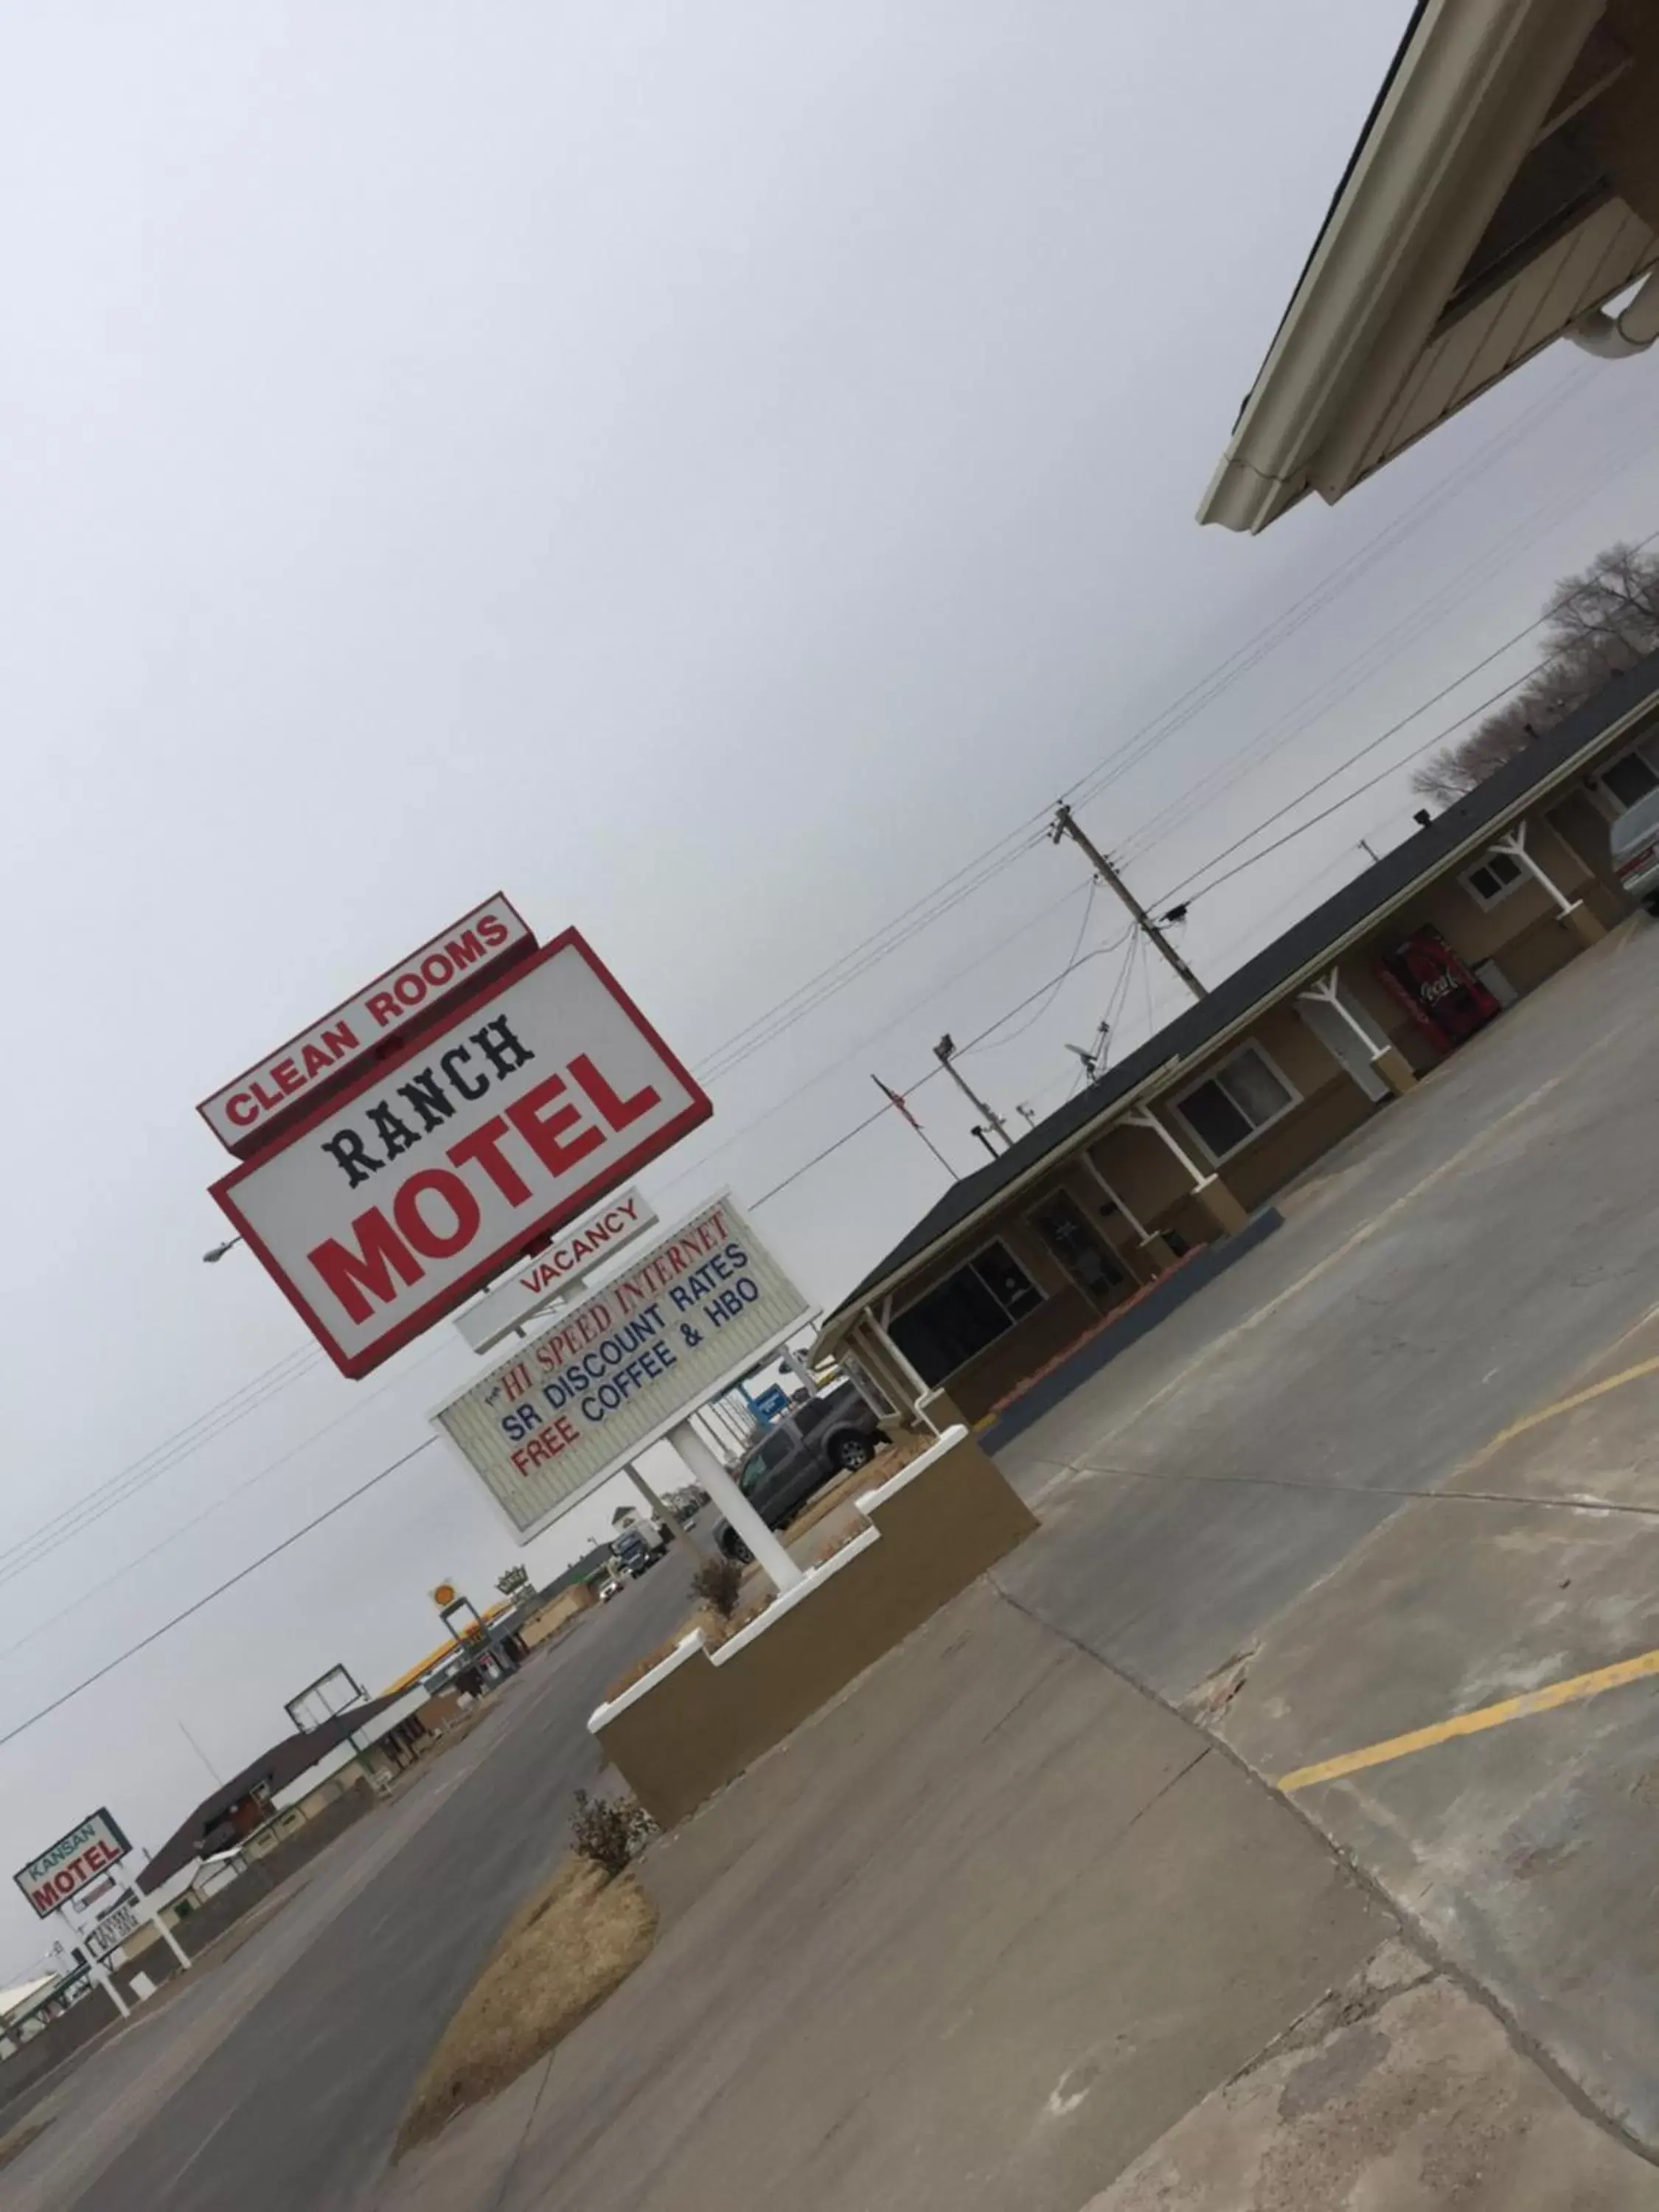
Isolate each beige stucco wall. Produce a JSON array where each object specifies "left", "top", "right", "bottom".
[
  {"left": 594, "top": 1432, "right": 1037, "bottom": 1829},
  {"left": 855, "top": 787, "right": 1638, "bottom": 1426}
]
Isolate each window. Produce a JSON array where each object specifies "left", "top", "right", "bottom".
[
  {"left": 739, "top": 1433, "right": 792, "bottom": 1495},
  {"left": 889, "top": 1240, "right": 1043, "bottom": 1385},
  {"left": 1175, "top": 1045, "right": 1297, "bottom": 1164},
  {"left": 1597, "top": 747, "right": 1659, "bottom": 812},
  {"left": 1461, "top": 850, "right": 1525, "bottom": 909}
]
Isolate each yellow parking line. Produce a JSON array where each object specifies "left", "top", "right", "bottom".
[
  {"left": 1479, "top": 1351, "right": 1659, "bottom": 1453},
  {"left": 1279, "top": 1646, "right": 1659, "bottom": 1792}
]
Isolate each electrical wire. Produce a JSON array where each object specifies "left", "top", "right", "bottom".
[
  {"left": 681, "top": 364, "right": 1600, "bottom": 1099},
  {"left": 0, "top": 1440, "right": 441, "bottom": 1754},
  {"left": 961, "top": 883, "right": 1101, "bottom": 1057},
  {"left": 0, "top": 1346, "right": 328, "bottom": 1587}
]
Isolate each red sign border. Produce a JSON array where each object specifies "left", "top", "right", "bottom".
[
  {"left": 209, "top": 928, "right": 713, "bottom": 1380},
  {"left": 196, "top": 891, "right": 536, "bottom": 1158}
]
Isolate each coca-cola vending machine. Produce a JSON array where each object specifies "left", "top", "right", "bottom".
[{"left": 1375, "top": 927, "right": 1500, "bottom": 1053}]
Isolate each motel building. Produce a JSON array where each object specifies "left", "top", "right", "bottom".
[{"left": 815, "top": 655, "right": 1659, "bottom": 1427}]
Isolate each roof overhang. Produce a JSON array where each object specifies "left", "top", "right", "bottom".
[
  {"left": 818, "top": 678, "right": 1659, "bottom": 1342},
  {"left": 1200, "top": 0, "right": 1645, "bottom": 532}
]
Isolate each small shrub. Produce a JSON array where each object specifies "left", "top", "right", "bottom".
[
  {"left": 570, "top": 1789, "right": 654, "bottom": 1875},
  {"left": 691, "top": 1553, "right": 744, "bottom": 1619}
]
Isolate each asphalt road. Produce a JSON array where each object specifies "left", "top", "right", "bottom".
[{"left": 10, "top": 1551, "right": 698, "bottom": 2212}]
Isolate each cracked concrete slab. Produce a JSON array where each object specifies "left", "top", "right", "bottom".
[{"left": 1085, "top": 1947, "right": 1659, "bottom": 2211}]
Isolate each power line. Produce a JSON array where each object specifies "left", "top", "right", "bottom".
[
  {"left": 0, "top": 1346, "right": 328, "bottom": 1587},
  {"left": 681, "top": 367, "right": 1599, "bottom": 1099},
  {"left": 0, "top": 1441, "right": 441, "bottom": 1756}
]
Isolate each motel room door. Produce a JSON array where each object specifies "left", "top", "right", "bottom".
[{"left": 1028, "top": 1190, "right": 1133, "bottom": 1311}]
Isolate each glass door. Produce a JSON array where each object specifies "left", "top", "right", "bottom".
[{"left": 1029, "top": 1192, "right": 1130, "bottom": 1308}]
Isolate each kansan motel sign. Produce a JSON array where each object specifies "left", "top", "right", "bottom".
[{"left": 200, "top": 898, "right": 713, "bottom": 1379}]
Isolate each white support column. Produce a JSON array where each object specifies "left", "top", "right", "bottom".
[
  {"left": 149, "top": 1902, "right": 192, "bottom": 1971},
  {"left": 1489, "top": 821, "right": 1606, "bottom": 945},
  {"left": 780, "top": 1348, "right": 818, "bottom": 1397},
  {"left": 1296, "top": 967, "right": 1417, "bottom": 1096},
  {"left": 1127, "top": 1105, "right": 1213, "bottom": 1192},
  {"left": 1076, "top": 1144, "right": 1165, "bottom": 1248},
  {"left": 1489, "top": 823, "right": 1576, "bottom": 919},
  {"left": 864, "top": 1312, "right": 942, "bottom": 1433},
  {"left": 92, "top": 1958, "right": 129, "bottom": 2017},
  {"left": 669, "top": 1419, "right": 803, "bottom": 1593},
  {"left": 1127, "top": 1105, "right": 1248, "bottom": 1234},
  {"left": 1298, "top": 967, "right": 1384, "bottom": 1057}
]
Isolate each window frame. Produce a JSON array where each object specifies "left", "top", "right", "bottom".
[
  {"left": 1588, "top": 737, "right": 1659, "bottom": 818},
  {"left": 1172, "top": 1041, "right": 1301, "bottom": 1167},
  {"left": 888, "top": 1237, "right": 1046, "bottom": 1385},
  {"left": 1459, "top": 849, "right": 1527, "bottom": 911}
]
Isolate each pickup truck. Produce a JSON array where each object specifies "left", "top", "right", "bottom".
[{"left": 714, "top": 1385, "right": 885, "bottom": 1562}]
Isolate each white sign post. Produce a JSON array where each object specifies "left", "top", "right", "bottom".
[
  {"left": 211, "top": 931, "right": 711, "bottom": 1379},
  {"left": 431, "top": 1197, "right": 812, "bottom": 1568}
]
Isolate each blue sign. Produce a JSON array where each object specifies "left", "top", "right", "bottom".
[{"left": 746, "top": 1384, "right": 789, "bottom": 1425}]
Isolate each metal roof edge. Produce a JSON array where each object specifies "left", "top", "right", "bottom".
[{"left": 1198, "top": 0, "right": 1601, "bottom": 530}]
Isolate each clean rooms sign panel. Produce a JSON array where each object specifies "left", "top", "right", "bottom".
[
  {"left": 434, "top": 1198, "right": 810, "bottom": 1538},
  {"left": 212, "top": 932, "right": 711, "bottom": 1378}
]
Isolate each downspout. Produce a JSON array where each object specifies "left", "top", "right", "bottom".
[{"left": 1569, "top": 269, "right": 1659, "bottom": 358}]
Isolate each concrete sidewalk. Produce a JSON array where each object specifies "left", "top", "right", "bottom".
[{"left": 375, "top": 1582, "right": 1657, "bottom": 2211}]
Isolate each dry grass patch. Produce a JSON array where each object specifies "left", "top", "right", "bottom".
[{"left": 394, "top": 1856, "right": 656, "bottom": 2155}]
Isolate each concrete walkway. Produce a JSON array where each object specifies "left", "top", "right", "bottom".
[
  {"left": 990, "top": 915, "right": 1659, "bottom": 2157},
  {"left": 376, "top": 1582, "right": 1656, "bottom": 2212}
]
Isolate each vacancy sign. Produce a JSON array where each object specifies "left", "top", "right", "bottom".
[
  {"left": 433, "top": 1197, "right": 810, "bottom": 1541},
  {"left": 453, "top": 1186, "right": 658, "bottom": 1354},
  {"left": 212, "top": 931, "right": 712, "bottom": 1379},
  {"left": 198, "top": 895, "right": 535, "bottom": 1156},
  {"left": 15, "top": 1809, "right": 132, "bottom": 1919}
]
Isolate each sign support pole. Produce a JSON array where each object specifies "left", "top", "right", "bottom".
[
  {"left": 150, "top": 1902, "right": 191, "bottom": 1970},
  {"left": 669, "top": 1420, "right": 803, "bottom": 1594}
]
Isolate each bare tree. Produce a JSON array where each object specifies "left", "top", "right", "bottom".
[{"left": 1412, "top": 543, "right": 1659, "bottom": 804}]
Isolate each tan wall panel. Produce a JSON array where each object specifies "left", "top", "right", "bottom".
[{"left": 594, "top": 1433, "right": 1037, "bottom": 1829}]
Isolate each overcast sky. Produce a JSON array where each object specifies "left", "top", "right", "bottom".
[{"left": 4, "top": 1, "right": 1659, "bottom": 1974}]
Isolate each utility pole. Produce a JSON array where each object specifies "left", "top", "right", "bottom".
[
  {"left": 933, "top": 1034, "right": 1013, "bottom": 1150},
  {"left": 1049, "top": 802, "right": 1207, "bottom": 1001}
]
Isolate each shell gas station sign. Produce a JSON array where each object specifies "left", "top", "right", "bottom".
[{"left": 201, "top": 911, "right": 712, "bottom": 1380}]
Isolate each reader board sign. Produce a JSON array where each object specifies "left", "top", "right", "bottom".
[
  {"left": 453, "top": 1186, "right": 658, "bottom": 1354},
  {"left": 85, "top": 1893, "right": 142, "bottom": 1964},
  {"left": 211, "top": 931, "right": 711, "bottom": 1380},
  {"left": 433, "top": 1197, "right": 810, "bottom": 1540},
  {"left": 15, "top": 1809, "right": 132, "bottom": 1919},
  {"left": 198, "top": 894, "right": 535, "bottom": 1156}
]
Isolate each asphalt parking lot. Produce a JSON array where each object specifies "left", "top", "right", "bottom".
[{"left": 990, "top": 911, "right": 1659, "bottom": 2152}]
